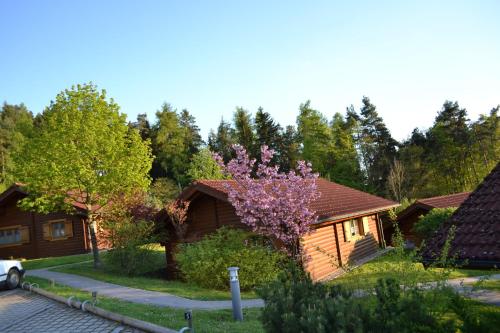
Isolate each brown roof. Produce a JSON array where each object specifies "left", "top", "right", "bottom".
[
  {"left": 179, "top": 178, "right": 398, "bottom": 222},
  {"left": 418, "top": 192, "right": 471, "bottom": 209},
  {"left": 422, "top": 162, "right": 500, "bottom": 266},
  {"left": 0, "top": 184, "right": 100, "bottom": 213},
  {"left": 397, "top": 192, "right": 470, "bottom": 222}
]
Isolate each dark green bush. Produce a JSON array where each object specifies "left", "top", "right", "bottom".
[
  {"left": 413, "top": 207, "right": 456, "bottom": 240},
  {"left": 105, "top": 219, "right": 163, "bottom": 276},
  {"left": 175, "top": 227, "right": 285, "bottom": 290},
  {"left": 258, "top": 263, "right": 368, "bottom": 333},
  {"left": 258, "top": 264, "right": 489, "bottom": 333}
]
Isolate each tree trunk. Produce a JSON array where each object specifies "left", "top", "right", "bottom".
[{"left": 87, "top": 209, "right": 101, "bottom": 268}]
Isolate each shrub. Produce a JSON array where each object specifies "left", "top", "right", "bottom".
[
  {"left": 258, "top": 264, "right": 488, "bottom": 333},
  {"left": 105, "top": 219, "right": 163, "bottom": 276},
  {"left": 413, "top": 207, "right": 456, "bottom": 241},
  {"left": 258, "top": 263, "right": 368, "bottom": 332},
  {"left": 175, "top": 227, "right": 285, "bottom": 290}
]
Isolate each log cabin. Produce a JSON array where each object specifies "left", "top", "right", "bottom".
[
  {"left": 0, "top": 183, "right": 106, "bottom": 260},
  {"left": 159, "top": 179, "right": 398, "bottom": 281},
  {"left": 388, "top": 192, "right": 470, "bottom": 247}
]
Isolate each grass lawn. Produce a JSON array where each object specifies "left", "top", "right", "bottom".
[
  {"left": 328, "top": 250, "right": 499, "bottom": 290},
  {"left": 21, "top": 253, "right": 97, "bottom": 270},
  {"left": 469, "top": 279, "right": 500, "bottom": 292},
  {"left": 52, "top": 259, "right": 258, "bottom": 301},
  {"left": 23, "top": 276, "right": 264, "bottom": 333}
]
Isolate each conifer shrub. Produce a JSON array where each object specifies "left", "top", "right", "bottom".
[
  {"left": 258, "top": 263, "right": 491, "bottom": 333},
  {"left": 175, "top": 227, "right": 285, "bottom": 290}
]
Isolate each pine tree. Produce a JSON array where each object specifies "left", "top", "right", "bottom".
[
  {"left": 208, "top": 118, "right": 236, "bottom": 162},
  {"left": 254, "top": 107, "right": 283, "bottom": 163},
  {"left": 233, "top": 107, "right": 255, "bottom": 154},
  {"left": 179, "top": 109, "right": 203, "bottom": 156},
  {"left": 358, "top": 97, "right": 398, "bottom": 195},
  {"left": 280, "top": 125, "right": 300, "bottom": 172}
]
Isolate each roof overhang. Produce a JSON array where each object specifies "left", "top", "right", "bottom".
[
  {"left": 316, "top": 204, "right": 400, "bottom": 225},
  {"left": 396, "top": 202, "right": 434, "bottom": 221}
]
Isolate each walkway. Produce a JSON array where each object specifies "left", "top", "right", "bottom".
[
  {"left": 27, "top": 269, "right": 500, "bottom": 309},
  {"left": 26, "top": 269, "right": 264, "bottom": 310}
]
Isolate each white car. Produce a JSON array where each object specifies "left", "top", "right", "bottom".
[{"left": 0, "top": 260, "right": 25, "bottom": 289}]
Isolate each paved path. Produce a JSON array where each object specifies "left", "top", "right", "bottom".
[
  {"left": 26, "top": 269, "right": 265, "bottom": 310},
  {"left": 0, "top": 289, "right": 142, "bottom": 333},
  {"left": 424, "top": 273, "right": 500, "bottom": 306},
  {"left": 27, "top": 268, "right": 499, "bottom": 309}
]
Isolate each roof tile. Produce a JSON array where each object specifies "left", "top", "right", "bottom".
[{"left": 183, "top": 178, "right": 398, "bottom": 221}]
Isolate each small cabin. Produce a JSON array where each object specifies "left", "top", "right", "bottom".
[
  {"left": 390, "top": 192, "right": 470, "bottom": 247},
  {"left": 158, "top": 179, "right": 398, "bottom": 281},
  {"left": 0, "top": 184, "right": 105, "bottom": 260}
]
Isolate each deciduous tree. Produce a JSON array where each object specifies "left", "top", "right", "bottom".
[{"left": 13, "top": 83, "right": 153, "bottom": 267}]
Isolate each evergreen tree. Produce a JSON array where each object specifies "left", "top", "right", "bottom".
[
  {"left": 254, "top": 107, "right": 283, "bottom": 164},
  {"left": 279, "top": 125, "right": 300, "bottom": 172},
  {"left": 358, "top": 97, "right": 398, "bottom": 195},
  {"left": 130, "top": 113, "right": 151, "bottom": 142},
  {"left": 208, "top": 118, "right": 236, "bottom": 162},
  {"left": 233, "top": 107, "right": 255, "bottom": 154},
  {"left": 179, "top": 109, "right": 203, "bottom": 156}
]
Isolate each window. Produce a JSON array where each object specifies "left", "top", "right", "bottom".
[
  {"left": 43, "top": 220, "right": 73, "bottom": 241},
  {"left": 349, "top": 219, "right": 360, "bottom": 237},
  {"left": 0, "top": 228, "right": 20, "bottom": 245},
  {"left": 343, "top": 217, "right": 371, "bottom": 242},
  {"left": 0, "top": 225, "right": 30, "bottom": 247},
  {"left": 51, "top": 222, "right": 66, "bottom": 238}
]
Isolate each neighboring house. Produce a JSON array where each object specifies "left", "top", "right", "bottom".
[
  {"left": 0, "top": 184, "right": 106, "bottom": 260},
  {"left": 389, "top": 192, "right": 470, "bottom": 246},
  {"left": 422, "top": 162, "right": 500, "bottom": 268},
  {"left": 159, "top": 179, "right": 398, "bottom": 281}
]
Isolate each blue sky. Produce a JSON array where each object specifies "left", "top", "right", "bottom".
[{"left": 1, "top": 1, "right": 499, "bottom": 141}]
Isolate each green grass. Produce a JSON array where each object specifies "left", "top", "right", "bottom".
[
  {"left": 328, "top": 250, "right": 499, "bottom": 290},
  {"left": 21, "top": 253, "right": 97, "bottom": 270},
  {"left": 470, "top": 279, "right": 500, "bottom": 292},
  {"left": 23, "top": 276, "right": 264, "bottom": 333},
  {"left": 52, "top": 260, "right": 258, "bottom": 301}
]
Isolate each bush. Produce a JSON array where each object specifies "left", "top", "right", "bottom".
[
  {"left": 413, "top": 207, "right": 456, "bottom": 241},
  {"left": 105, "top": 219, "right": 163, "bottom": 276},
  {"left": 175, "top": 227, "right": 285, "bottom": 290},
  {"left": 258, "top": 264, "right": 490, "bottom": 333}
]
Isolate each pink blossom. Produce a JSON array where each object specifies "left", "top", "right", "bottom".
[{"left": 214, "top": 145, "right": 320, "bottom": 258}]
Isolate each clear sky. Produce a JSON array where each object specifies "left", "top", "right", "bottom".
[{"left": 1, "top": 1, "right": 499, "bottom": 141}]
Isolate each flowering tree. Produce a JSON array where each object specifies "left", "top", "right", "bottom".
[
  {"left": 166, "top": 199, "right": 190, "bottom": 241},
  {"left": 214, "top": 144, "right": 320, "bottom": 259}
]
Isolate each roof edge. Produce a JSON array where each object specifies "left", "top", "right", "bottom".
[{"left": 316, "top": 204, "right": 400, "bottom": 224}]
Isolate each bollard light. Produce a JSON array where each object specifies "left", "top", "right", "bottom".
[
  {"left": 92, "top": 291, "right": 98, "bottom": 305},
  {"left": 228, "top": 267, "right": 243, "bottom": 321}
]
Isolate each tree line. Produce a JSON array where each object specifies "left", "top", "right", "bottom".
[{"left": 1, "top": 95, "right": 498, "bottom": 201}]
